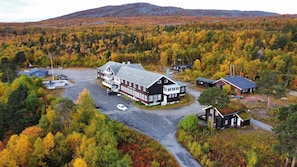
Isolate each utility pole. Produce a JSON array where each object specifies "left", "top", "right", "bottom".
[
  {"left": 230, "top": 64, "right": 235, "bottom": 76},
  {"left": 49, "top": 53, "right": 54, "bottom": 81}
]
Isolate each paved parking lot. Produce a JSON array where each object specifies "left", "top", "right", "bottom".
[{"left": 58, "top": 68, "right": 203, "bottom": 167}]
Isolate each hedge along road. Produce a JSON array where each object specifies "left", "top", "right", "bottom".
[{"left": 56, "top": 68, "right": 203, "bottom": 167}]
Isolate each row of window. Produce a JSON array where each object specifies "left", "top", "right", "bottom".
[
  {"left": 121, "top": 80, "right": 147, "bottom": 92},
  {"left": 166, "top": 87, "right": 180, "bottom": 92},
  {"left": 168, "top": 94, "right": 178, "bottom": 98},
  {"left": 148, "top": 94, "right": 162, "bottom": 102},
  {"left": 121, "top": 86, "right": 148, "bottom": 101}
]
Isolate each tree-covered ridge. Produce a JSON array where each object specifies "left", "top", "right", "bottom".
[
  {"left": 0, "top": 79, "right": 178, "bottom": 166},
  {"left": 1, "top": 16, "right": 297, "bottom": 87}
]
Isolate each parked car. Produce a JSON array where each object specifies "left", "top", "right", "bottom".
[
  {"left": 117, "top": 104, "right": 127, "bottom": 111},
  {"left": 107, "top": 90, "right": 117, "bottom": 95},
  {"left": 57, "top": 74, "right": 68, "bottom": 80}
]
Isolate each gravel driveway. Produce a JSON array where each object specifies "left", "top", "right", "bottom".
[{"left": 55, "top": 68, "right": 203, "bottom": 167}]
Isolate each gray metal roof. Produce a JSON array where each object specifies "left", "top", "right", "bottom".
[
  {"left": 223, "top": 76, "right": 256, "bottom": 90},
  {"left": 196, "top": 77, "right": 216, "bottom": 84},
  {"left": 116, "top": 66, "right": 165, "bottom": 88},
  {"left": 18, "top": 68, "right": 48, "bottom": 76},
  {"left": 98, "top": 61, "right": 144, "bottom": 74}
]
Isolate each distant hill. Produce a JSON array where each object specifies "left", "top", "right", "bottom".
[{"left": 52, "top": 3, "right": 278, "bottom": 20}]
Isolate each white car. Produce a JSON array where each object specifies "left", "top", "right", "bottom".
[{"left": 117, "top": 104, "right": 127, "bottom": 111}]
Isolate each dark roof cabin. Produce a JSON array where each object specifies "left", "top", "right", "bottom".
[
  {"left": 172, "top": 64, "right": 192, "bottom": 72},
  {"left": 196, "top": 77, "right": 215, "bottom": 87},
  {"left": 213, "top": 76, "right": 256, "bottom": 94},
  {"left": 201, "top": 101, "right": 251, "bottom": 129}
]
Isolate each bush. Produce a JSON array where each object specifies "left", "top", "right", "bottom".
[{"left": 178, "top": 115, "right": 199, "bottom": 132}]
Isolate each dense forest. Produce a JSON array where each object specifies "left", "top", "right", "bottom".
[
  {"left": 1, "top": 15, "right": 297, "bottom": 166},
  {"left": 0, "top": 76, "right": 178, "bottom": 166},
  {"left": 1, "top": 16, "right": 297, "bottom": 87}
]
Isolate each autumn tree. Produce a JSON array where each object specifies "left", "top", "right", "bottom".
[
  {"left": 73, "top": 158, "right": 87, "bottom": 167},
  {"left": 31, "top": 137, "right": 45, "bottom": 166},
  {"left": 13, "top": 51, "right": 27, "bottom": 67},
  {"left": 6, "top": 84, "right": 28, "bottom": 133},
  {"left": 54, "top": 97, "right": 76, "bottom": 129},
  {"left": 0, "top": 102, "right": 6, "bottom": 140},
  {"left": 0, "top": 149, "right": 17, "bottom": 167},
  {"left": 178, "top": 114, "right": 199, "bottom": 132},
  {"left": 0, "top": 57, "right": 17, "bottom": 83},
  {"left": 6, "top": 134, "right": 32, "bottom": 166},
  {"left": 256, "top": 70, "right": 286, "bottom": 114},
  {"left": 43, "top": 132, "right": 55, "bottom": 166},
  {"left": 198, "top": 87, "right": 230, "bottom": 109},
  {"left": 75, "top": 88, "right": 96, "bottom": 125},
  {"left": 273, "top": 104, "right": 297, "bottom": 167}
]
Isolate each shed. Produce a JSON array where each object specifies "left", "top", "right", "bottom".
[
  {"left": 172, "top": 64, "right": 192, "bottom": 72},
  {"left": 19, "top": 68, "right": 49, "bottom": 78},
  {"left": 196, "top": 77, "right": 215, "bottom": 87}
]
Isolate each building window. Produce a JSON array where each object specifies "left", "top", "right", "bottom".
[
  {"left": 225, "top": 120, "right": 228, "bottom": 125},
  {"left": 143, "top": 87, "right": 146, "bottom": 92},
  {"left": 148, "top": 95, "right": 153, "bottom": 102},
  {"left": 164, "top": 79, "right": 168, "bottom": 83},
  {"left": 181, "top": 87, "right": 184, "bottom": 92},
  {"left": 158, "top": 94, "right": 162, "bottom": 100},
  {"left": 157, "top": 80, "right": 162, "bottom": 84}
]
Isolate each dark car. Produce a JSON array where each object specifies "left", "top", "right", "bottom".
[
  {"left": 57, "top": 74, "right": 68, "bottom": 80},
  {"left": 107, "top": 90, "right": 117, "bottom": 95}
]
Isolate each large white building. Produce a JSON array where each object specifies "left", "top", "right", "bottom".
[{"left": 97, "top": 61, "right": 186, "bottom": 106}]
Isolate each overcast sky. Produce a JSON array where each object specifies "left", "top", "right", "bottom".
[{"left": 1, "top": 0, "right": 296, "bottom": 22}]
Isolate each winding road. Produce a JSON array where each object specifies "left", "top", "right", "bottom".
[
  {"left": 58, "top": 68, "right": 202, "bottom": 167},
  {"left": 57, "top": 68, "right": 273, "bottom": 167}
]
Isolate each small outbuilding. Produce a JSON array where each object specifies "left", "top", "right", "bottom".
[
  {"left": 196, "top": 77, "right": 216, "bottom": 87},
  {"left": 19, "top": 68, "right": 49, "bottom": 78},
  {"left": 172, "top": 64, "right": 192, "bottom": 72}
]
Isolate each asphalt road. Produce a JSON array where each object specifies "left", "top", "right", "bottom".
[
  {"left": 250, "top": 118, "right": 273, "bottom": 132},
  {"left": 55, "top": 68, "right": 274, "bottom": 167},
  {"left": 56, "top": 68, "right": 203, "bottom": 167}
]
